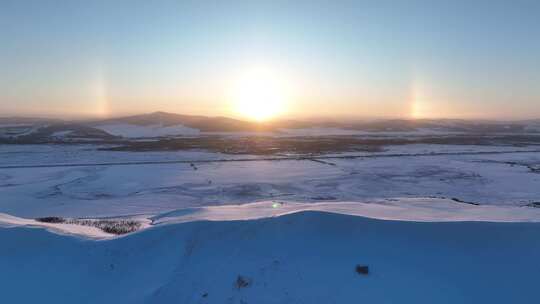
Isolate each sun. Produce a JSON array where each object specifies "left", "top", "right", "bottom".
[{"left": 231, "top": 67, "right": 288, "bottom": 121}]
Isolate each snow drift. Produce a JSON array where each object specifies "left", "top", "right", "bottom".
[{"left": 1, "top": 210, "right": 539, "bottom": 304}]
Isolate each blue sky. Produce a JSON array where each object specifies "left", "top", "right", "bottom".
[{"left": 1, "top": 0, "right": 539, "bottom": 119}]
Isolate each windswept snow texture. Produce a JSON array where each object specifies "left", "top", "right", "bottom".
[
  {"left": 95, "top": 123, "right": 200, "bottom": 138},
  {"left": 1, "top": 212, "right": 539, "bottom": 304}
]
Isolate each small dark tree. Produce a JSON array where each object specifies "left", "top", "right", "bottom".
[{"left": 356, "top": 265, "right": 369, "bottom": 275}]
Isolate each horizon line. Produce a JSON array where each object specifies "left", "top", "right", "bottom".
[{"left": 1, "top": 110, "right": 539, "bottom": 123}]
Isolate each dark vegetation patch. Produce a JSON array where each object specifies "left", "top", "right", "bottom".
[
  {"left": 68, "top": 219, "right": 142, "bottom": 235},
  {"left": 36, "top": 216, "right": 66, "bottom": 223},
  {"left": 35, "top": 216, "right": 142, "bottom": 235},
  {"left": 102, "top": 136, "right": 384, "bottom": 155},
  {"left": 100, "top": 134, "right": 540, "bottom": 155}
]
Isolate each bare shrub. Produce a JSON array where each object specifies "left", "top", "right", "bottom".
[{"left": 235, "top": 275, "right": 251, "bottom": 289}]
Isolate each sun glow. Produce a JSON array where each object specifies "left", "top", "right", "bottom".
[{"left": 231, "top": 67, "right": 289, "bottom": 121}]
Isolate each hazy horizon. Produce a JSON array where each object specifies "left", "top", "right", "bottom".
[
  {"left": 3, "top": 109, "right": 540, "bottom": 124},
  {"left": 2, "top": 0, "right": 539, "bottom": 120}
]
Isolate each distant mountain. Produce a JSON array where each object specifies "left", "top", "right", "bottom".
[
  {"left": 91, "top": 111, "right": 265, "bottom": 132},
  {"left": 344, "top": 119, "right": 528, "bottom": 133},
  {"left": 0, "top": 116, "right": 61, "bottom": 126},
  {"left": 519, "top": 119, "right": 540, "bottom": 132},
  {"left": 1, "top": 112, "right": 540, "bottom": 143},
  {"left": 276, "top": 118, "right": 532, "bottom": 133},
  {"left": 0, "top": 117, "right": 61, "bottom": 140},
  {"left": 0, "top": 121, "right": 118, "bottom": 143}
]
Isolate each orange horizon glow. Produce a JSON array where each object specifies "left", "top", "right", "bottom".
[{"left": 2, "top": 64, "right": 539, "bottom": 122}]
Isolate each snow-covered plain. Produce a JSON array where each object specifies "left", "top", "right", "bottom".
[
  {"left": 1, "top": 144, "right": 539, "bottom": 218},
  {"left": 1, "top": 143, "right": 540, "bottom": 303}
]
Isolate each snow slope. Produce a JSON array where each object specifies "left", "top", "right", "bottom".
[
  {"left": 152, "top": 199, "right": 540, "bottom": 225},
  {"left": 3, "top": 199, "right": 540, "bottom": 240},
  {"left": 0, "top": 210, "right": 539, "bottom": 304}
]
